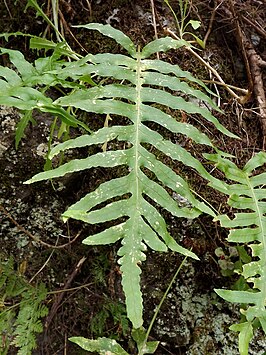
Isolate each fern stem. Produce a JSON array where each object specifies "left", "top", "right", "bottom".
[
  {"left": 150, "top": 0, "right": 159, "bottom": 60},
  {"left": 51, "top": 0, "right": 60, "bottom": 43},
  {"left": 47, "top": 282, "right": 94, "bottom": 294},
  {"left": 190, "top": 188, "right": 218, "bottom": 215},
  {"left": 248, "top": 176, "right": 266, "bottom": 309}
]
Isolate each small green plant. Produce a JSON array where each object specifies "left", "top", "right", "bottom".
[
  {"left": 164, "top": 0, "right": 204, "bottom": 48},
  {"left": 1, "top": 0, "right": 89, "bottom": 151},
  {"left": 90, "top": 300, "right": 129, "bottom": 339},
  {"left": 215, "top": 246, "right": 238, "bottom": 276},
  {"left": 215, "top": 245, "right": 252, "bottom": 278},
  {"left": 0, "top": 257, "right": 48, "bottom": 355}
]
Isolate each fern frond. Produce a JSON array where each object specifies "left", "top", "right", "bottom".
[
  {"left": 12, "top": 283, "right": 48, "bottom": 355},
  {"left": 25, "top": 24, "right": 233, "bottom": 328},
  {"left": 0, "top": 257, "right": 48, "bottom": 354},
  {"left": 70, "top": 336, "right": 129, "bottom": 355},
  {"left": 206, "top": 151, "right": 266, "bottom": 354}
]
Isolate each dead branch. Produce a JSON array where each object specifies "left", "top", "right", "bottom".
[
  {"left": 0, "top": 204, "right": 81, "bottom": 249},
  {"left": 227, "top": 0, "right": 266, "bottom": 146},
  {"left": 242, "top": 15, "right": 266, "bottom": 40},
  {"left": 165, "top": 27, "right": 243, "bottom": 101},
  {"left": 203, "top": 0, "right": 220, "bottom": 46},
  {"left": 44, "top": 256, "right": 87, "bottom": 330},
  {"left": 245, "top": 39, "right": 266, "bottom": 143}
]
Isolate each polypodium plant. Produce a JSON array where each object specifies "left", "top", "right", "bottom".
[
  {"left": 206, "top": 151, "right": 266, "bottom": 355},
  {"left": 23, "top": 23, "right": 236, "bottom": 328}
]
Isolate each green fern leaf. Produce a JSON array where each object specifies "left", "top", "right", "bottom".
[
  {"left": 25, "top": 24, "right": 234, "bottom": 328},
  {"left": 206, "top": 151, "right": 266, "bottom": 353},
  {"left": 0, "top": 258, "right": 48, "bottom": 354},
  {"left": 0, "top": 48, "right": 91, "bottom": 147},
  {"left": 70, "top": 336, "right": 129, "bottom": 354},
  {"left": 15, "top": 110, "right": 36, "bottom": 150},
  {"left": 12, "top": 283, "right": 48, "bottom": 355},
  {"left": 230, "top": 322, "right": 253, "bottom": 355},
  {"left": 75, "top": 23, "right": 136, "bottom": 57}
]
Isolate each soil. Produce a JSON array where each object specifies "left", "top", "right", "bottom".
[{"left": 0, "top": 0, "right": 266, "bottom": 354}]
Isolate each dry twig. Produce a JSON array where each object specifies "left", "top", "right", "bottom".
[
  {"left": 3, "top": 0, "right": 12, "bottom": 18},
  {"left": 150, "top": 0, "right": 160, "bottom": 59},
  {"left": 203, "top": 0, "right": 220, "bottom": 46},
  {"left": 228, "top": 0, "right": 266, "bottom": 146},
  {"left": 165, "top": 27, "right": 244, "bottom": 101},
  {"left": 0, "top": 204, "right": 81, "bottom": 249},
  {"left": 44, "top": 256, "right": 87, "bottom": 330},
  {"left": 242, "top": 15, "right": 266, "bottom": 40}
]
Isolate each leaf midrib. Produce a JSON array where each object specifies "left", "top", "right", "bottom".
[
  {"left": 133, "top": 51, "right": 142, "bottom": 215},
  {"left": 247, "top": 173, "right": 266, "bottom": 309}
]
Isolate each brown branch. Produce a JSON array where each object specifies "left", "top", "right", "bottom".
[
  {"left": 44, "top": 256, "right": 87, "bottom": 330},
  {"left": 203, "top": 0, "right": 219, "bottom": 46},
  {"left": 258, "top": 59, "right": 266, "bottom": 68},
  {"left": 165, "top": 27, "right": 242, "bottom": 101},
  {"left": 228, "top": 0, "right": 253, "bottom": 91},
  {"left": 242, "top": 15, "right": 266, "bottom": 40},
  {"left": 227, "top": 0, "right": 266, "bottom": 147},
  {"left": 245, "top": 40, "right": 266, "bottom": 147}
]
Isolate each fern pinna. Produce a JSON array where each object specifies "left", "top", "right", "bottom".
[
  {"left": 206, "top": 152, "right": 266, "bottom": 355},
  {"left": 25, "top": 24, "right": 235, "bottom": 328}
]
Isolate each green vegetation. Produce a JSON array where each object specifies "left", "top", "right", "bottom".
[
  {"left": 1, "top": 2, "right": 266, "bottom": 354},
  {"left": 24, "top": 22, "right": 229, "bottom": 329},
  {"left": 207, "top": 152, "right": 266, "bottom": 354},
  {"left": 0, "top": 257, "right": 48, "bottom": 355},
  {"left": 70, "top": 255, "right": 188, "bottom": 354}
]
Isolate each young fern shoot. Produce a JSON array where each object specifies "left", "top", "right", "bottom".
[{"left": 25, "top": 23, "right": 235, "bottom": 328}]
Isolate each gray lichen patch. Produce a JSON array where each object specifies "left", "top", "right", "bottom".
[
  {"left": 143, "top": 259, "right": 266, "bottom": 354},
  {"left": 0, "top": 197, "right": 65, "bottom": 255},
  {"left": 0, "top": 107, "right": 67, "bottom": 259},
  {"left": 0, "top": 105, "right": 19, "bottom": 156}
]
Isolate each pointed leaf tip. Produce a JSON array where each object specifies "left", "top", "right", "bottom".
[{"left": 73, "top": 23, "right": 136, "bottom": 57}]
